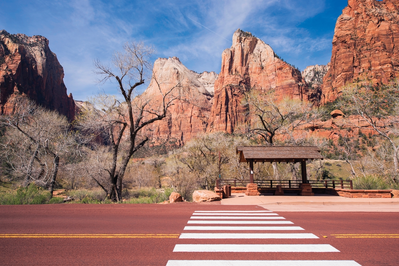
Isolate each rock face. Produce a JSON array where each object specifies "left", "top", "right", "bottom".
[
  {"left": 0, "top": 30, "right": 75, "bottom": 121},
  {"left": 192, "top": 190, "right": 221, "bottom": 202},
  {"left": 74, "top": 100, "right": 95, "bottom": 115},
  {"left": 207, "top": 29, "right": 308, "bottom": 133},
  {"left": 302, "top": 64, "right": 330, "bottom": 87},
  {"left": 302, "top": 64, "right": 330, "bottom": 106},
  {"left": 300, "top": 111, "right": 390, "bottom": 142},
  {"left": 141, "top": 57, "right": 217, "bottom": 145},
  {"left": 323, "top": 0, "right": 399, "bottom": 103}
]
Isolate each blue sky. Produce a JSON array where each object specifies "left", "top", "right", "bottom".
[{"left": 0, "top": 0, "right": 348, "bottom": 101}]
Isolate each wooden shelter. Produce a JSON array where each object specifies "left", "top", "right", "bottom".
[{"left": 236, "top": 146, "right": 323, "bottom": 184}]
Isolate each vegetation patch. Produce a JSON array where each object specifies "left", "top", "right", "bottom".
[
  {"left": 62, "top": 187, "right": 174, "bottom": 204},
  {"left": 353, "top": 175, "right": 398, "bottom": 190},
  {"left": 0, "top": 184, "right": 50, "bottom": 205}
]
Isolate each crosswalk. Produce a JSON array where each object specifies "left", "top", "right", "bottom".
[{"left": 166, "top": 209, "right": 361, "bottom": 266}]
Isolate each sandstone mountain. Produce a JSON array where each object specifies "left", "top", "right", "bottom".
[
  {"left": 4, "top": 0, "right": 399, "bottom": 148},
  {"left": 74, "top": 100, "right": 96, "bottom": 115},
  {"left": 0, "top": 30, "right": 75, "bottom": 121},
  {"left": 140, "top": 57, "right": 217, "bottom": 145},
  {"left": 302, "top": 64, "right": 330, "bottom": 107},
  {"left": 323, "top": 0, "right": 399, "bottom": 103},
  {"left": 207, "top": 29, "right": 309, "bottom": 133},
  {"left": 302, "top": 65, "right": 330, "bottom": 87}
]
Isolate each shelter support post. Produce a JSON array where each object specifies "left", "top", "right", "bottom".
[
  {"left": 300, "top": 160, "right": 314, "bottom": 196},
  {"left": 249, "top": 160, "right": 254, "bottom": 184},
  {"left": 301, "top": 160, "right": 308, "bottom": 184},
  {"left": 245, "top": 160, "right": 259, "bottom": 196}
]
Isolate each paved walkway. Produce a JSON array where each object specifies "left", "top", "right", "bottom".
[{"left": 221, "top": 193, "right": 399, "bottom": 212}]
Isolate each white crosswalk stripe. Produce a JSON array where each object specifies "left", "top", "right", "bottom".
[
  {"left": 187, "top": 220, "right": 293, "bottom": 224},
  {"left": 190, "top": 216, "right": 281, "bottom": 219},
  {"left": 192, "top": 213, "right": 278, "bottom": 216},
  {"left": 184, "top": 226, "right": 304, "bottom": 230},
  {"left": 167, "top": 209, "right": 361, "bottom": 265},
  {"left": 174, "top": 244, "right": 339, "bottom": 252},
  {"left": 194, "top": 210, "right": 273, "bottom": 213},
  {"left": 179, "top": 233, "right": 319, "bottom": 239}
]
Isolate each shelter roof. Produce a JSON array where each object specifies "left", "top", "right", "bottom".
[{"left": 236, "top": 146, "right": 323, "bottom": 163}]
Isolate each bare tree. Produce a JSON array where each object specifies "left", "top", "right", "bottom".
[
  {"left": 339, "top": 80, "right": 399, "bottom": 180},
  {"left": 244, "top": 89, "right": 316, "bottom": 178},
  {"left": 244, "top": 89, "right": 315, "bottom": 145},
  {"left": 341, "top": 134, "right": 358, "bottom": 177},
  {"left": 1, "top": 96, "right": 79, "bottom": 197},
  {"left": 79, "top": 42, "right": 181, "bottom": 201},
  {"left": 167, "top": 132, "right": 250, "bottom": 190}
]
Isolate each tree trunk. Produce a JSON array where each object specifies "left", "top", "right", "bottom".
[
  {"left": 24, "top": 142, "right": 40, "bottom": 187},
  {"left": 157, "top": 176, "right": 162, "bottom": 189},
  {"left": 49, "top": 155, "right": 59, "bottom": 199},
  {"left": 272, "top": 162, "right": 279, "bottom": 180},
  {"left": 290, "top": 163, "right": 299, "bottom": 181},
  {"left": 393, "top": 146, "right": 398, "bottom": 181},
  {"left": 108, "top": 176, "right": 120, "bottom": 202},
  {"left": 345, "top": 159, "right": 357, "bottom": 178},
  {"left": 117, "top": 171, "right": 123, "bottom": 201}
]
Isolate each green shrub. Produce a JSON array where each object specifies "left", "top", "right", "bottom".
[
  {"left": 0, "top": 184, "right": 50, "bottom": 205},
  {"left": 353, "top": 175, "right": 390, "bottom": 189},
  {"left": 322, "top": 169, "right": 334, "bottom": 180},
  {"left": 48, "top": 197, "right": 65, "bottom": 204},
  {"left": 66, "top": 189, "right": 106, "bottom": 202},
  {"left": 80, "top": 196, "right": 101, "bottom": 204},
  {"left": 123, "top": 188, "right": 171, "bottom": 203},
  {"left": 163, "top": 187, "right": 174, "bottom": 199},
  {"left": 61, "top": 187, "right": 173, "bottom": 204},
  {"left": 123, "top": 197, "right": 155, "bottom": 204}
]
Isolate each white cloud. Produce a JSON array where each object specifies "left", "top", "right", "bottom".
[
  {"left": 267, "top": 35, "right": 331, "bottom": 54},
  {"left": 279, "top": 0, "right": 326, "bottom": 20},
  {"left": 70, "top": 0, "right": 96, "bottom": 26},
  {"left": 157, "top": 0, "right": 278, "bottom": 73},
  {"left": 2, "top": 0, "right": 339, "bottom": 100}
]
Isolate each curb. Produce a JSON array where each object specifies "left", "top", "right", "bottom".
[{"left": 263, "top": 201, "right": 399, "bottom": 205}]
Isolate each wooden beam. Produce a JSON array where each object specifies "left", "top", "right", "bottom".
[
  {"left": 301, "top": 161, "right": 308, "bottom": 184},
  {"left": 249, "top": 160, "right": 254, "bottom": 184}
]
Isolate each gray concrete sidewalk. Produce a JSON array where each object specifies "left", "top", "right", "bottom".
[{"left": 221, "top": 193, "right": 399, "bottom": 212}]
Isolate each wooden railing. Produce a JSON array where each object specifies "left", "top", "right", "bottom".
[
  {"left": 216, "top": 179, "right": 248, "bottom": 188},
  {"left": 216, "top": 179, "right": 353, "bottom": 190},
  {"left": 310, "top": 180, "right": 353, "bottom": 190}
]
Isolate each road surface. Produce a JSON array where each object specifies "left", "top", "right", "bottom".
[{"left": 0, "top": 204, "right": 398, "bottom": 265}]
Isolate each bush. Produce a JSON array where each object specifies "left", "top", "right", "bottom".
[
  {"left": 48, "top": 197, "right": 65, "bottom": 204},
  {"left": 322, "top": 169, "right": 334, "bottom": 180},
  {"left": 123, "top": 197, "right": 157, "bottom": 204},
  {"left": 353, "top": 175, "right": 390, "bottom": 189},
  {"left": 0, "top": 185, "right": 175, "bottom": 204},
  {"left": 124, "top": 188, "right": 170, "bottom": 203},
  {"left": 163, "top": 187, "right": 174, "bottom": 199},
  {"left": 66, "top": 189, "right": 107, "bottom": 203},
  {"left": 63, "top": 187, "right": 172, "bottom": 204},
  {"left": 0, "top": 184, "right": 50, "bottom": 205}
]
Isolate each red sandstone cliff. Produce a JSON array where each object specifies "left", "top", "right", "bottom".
[
  {"left": 0, "top": 30, "right": 75, "bottom": 121},
  {"left": 140, "top": 57, "right": 217, "bottom": 145},
  {"left": 323, "top": 0, "right": 399, "bottom": 103},
  {"left": 207, "top": 29, "right": 308, "bottom": 133}
]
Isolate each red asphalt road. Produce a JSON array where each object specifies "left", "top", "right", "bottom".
[{"left": 0, "top": 203, "right": 398, "bottom": 265}]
